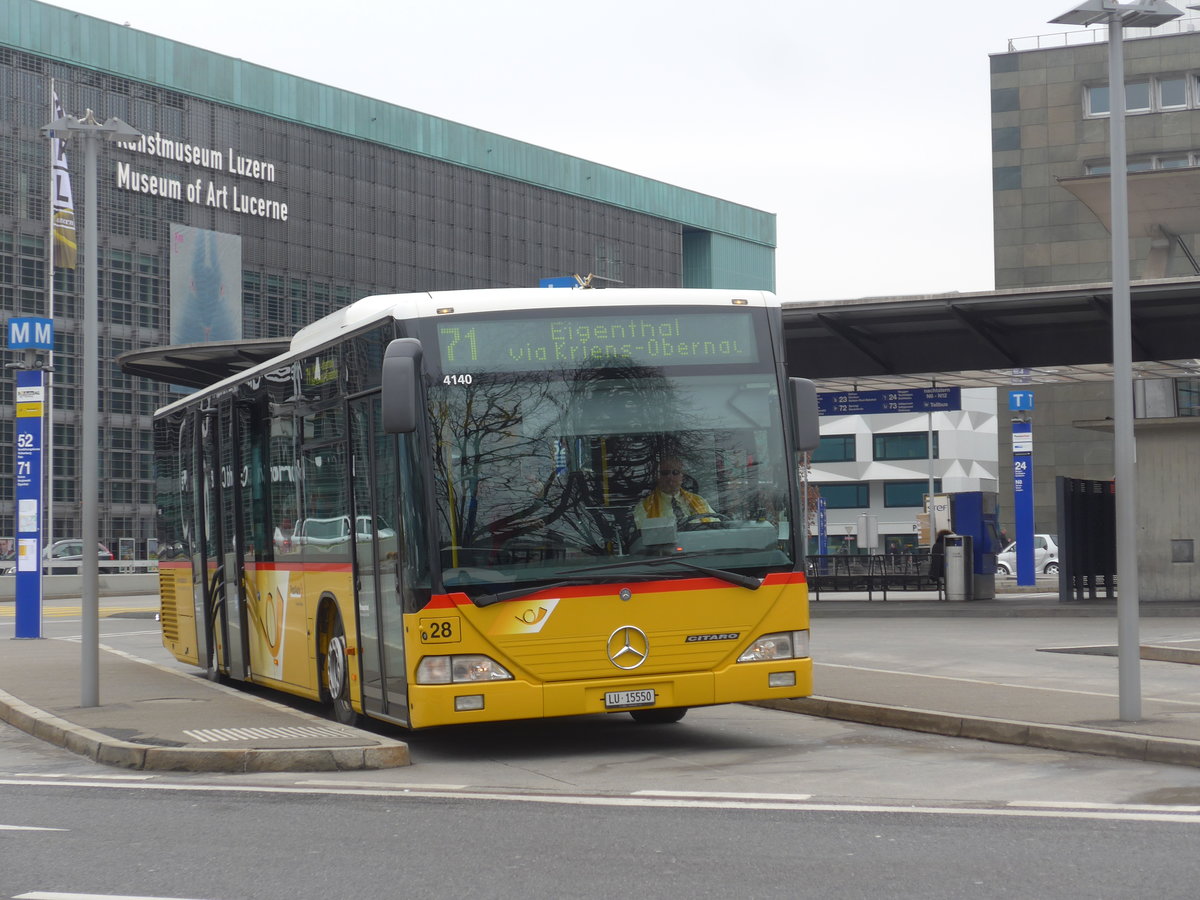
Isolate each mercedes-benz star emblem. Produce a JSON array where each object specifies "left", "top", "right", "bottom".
[{"left": 607, "top": 625, "right": 649, "bottom": 670}]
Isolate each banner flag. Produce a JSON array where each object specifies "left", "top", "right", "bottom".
[{"left": 50, "top": 88, "right": 76, "bottom": 270}]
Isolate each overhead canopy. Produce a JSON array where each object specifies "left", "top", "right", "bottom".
[
  {"left": 782, "top": 278, "right": 1200, "bottom": 391},
  {"left": 117, "top": 338, "right": 290, "bottom": 389},
  {"left": 1058, "top": 168, "right": 1200, "bottom": 239},
  {"left": 118, "top": 278, "right": 1200, "bottom": 393}
]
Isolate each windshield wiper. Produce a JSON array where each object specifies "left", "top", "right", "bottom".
[
  {"left": 562, "top": 553, "right": 763, "bottom": 591},
  {"left": 472, "top": 575, "right": 643, "bottom": 607}
]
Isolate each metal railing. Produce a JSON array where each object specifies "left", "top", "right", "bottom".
[
  {"left": 3, "top": 558, "right": 160, "bottom": 576},
  {"left": 1007, "top": 16, "right": 1200, "bottom": 52},
  {"left": 806, "top": 551, "right": 940, "bottom": 601}
]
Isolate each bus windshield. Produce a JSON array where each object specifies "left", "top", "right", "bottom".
[{"left": 428, "top": 357, "right": 794, "bottom": 601}]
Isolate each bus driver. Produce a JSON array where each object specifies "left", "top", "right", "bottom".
[{"left": 633, "top": 457, "right": 717, "bottom": 529}]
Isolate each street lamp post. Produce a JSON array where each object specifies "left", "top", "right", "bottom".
[
  {"left": 1049, "top": 0, "right": 1185, "bottom": 721},
  {"left": 41, "top": 110, "right": 141, "bottom": 708}
]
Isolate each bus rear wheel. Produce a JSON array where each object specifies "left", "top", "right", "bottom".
[
  {"left": 629, "top": 707, "right": 687, "bottom": 724},
  {"left": 320, "top": 610, "right": 358, "bottom": 727}
]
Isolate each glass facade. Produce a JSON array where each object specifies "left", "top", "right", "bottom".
[
  {"left": 873, "top": 431, "right": 939, "bottom": 461},
  {"left": 818, "top": 483, "right": 870, "bottom": 509},
  {"left": 809, "top": 434, "right": 855, "bottom": 463},
  {"left": 0, "top": 46, "right": 714, "bottom": 549},
  {"left": 883, "top": 479, "right": 942, "bottom": 508}
]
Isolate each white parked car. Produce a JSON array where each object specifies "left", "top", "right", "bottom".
[
  {"left": 2, "top": 539, "right": 114, "bottom": 575},
  {"left": 292, "top": 516, "right": 396, "bottom": 548},
  {"left": 995, "top": 533, "right": 1059, "bottom": 575}
]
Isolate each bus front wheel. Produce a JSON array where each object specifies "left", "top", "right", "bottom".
[{"left": 319, "top": 608, "right": 358, "bottom": 727}]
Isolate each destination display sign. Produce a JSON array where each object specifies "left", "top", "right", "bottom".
[
  {"left": 432, "top": 309, "right": 762, "bottom": 374},
  {"left": 817, "top": 387, "right": 961, "bottom": 416}
]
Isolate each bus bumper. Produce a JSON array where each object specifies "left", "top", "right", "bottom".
[{"left": 407, "top": 658, "right": 812, "bottom": 729}]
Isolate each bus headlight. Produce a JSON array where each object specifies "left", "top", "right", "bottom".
[
  {"left": 416, "top": 654, "right": 514, "bottom": 684},
  {"left": 737, "top": 630, "right": 809, "bottom": 663}
]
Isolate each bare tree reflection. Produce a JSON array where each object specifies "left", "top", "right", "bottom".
[{"left": 429, "top": 354, "right": 778, "bottom": 574}]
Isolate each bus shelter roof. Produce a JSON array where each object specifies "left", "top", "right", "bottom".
[
  {"left": 116, "top": 278, "right": 1200, "bottom": 392},
  {"left": 781, "top": 277, "right": 1200, "bottom": 391},
  {"left": 117, "top": 338, "right": 290, "bottom": 389}
]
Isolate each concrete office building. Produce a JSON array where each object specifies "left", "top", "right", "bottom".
[
  {"left": 0, "top": 0, "right": 775, "bottom": 553},
  {"left": 988, "top": 20, "right": 1200, "bottom": 598},
  {"left": 804, "top": 19, "right": 1200, "bottom": 595},
  {"left": 805, "top": 389, "right": 998, "bottom": 555}
]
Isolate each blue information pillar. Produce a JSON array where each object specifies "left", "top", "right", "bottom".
[
  {"left": 13, "top": 368, "right": 44, "bottom": 638},
  {"left": 1009, "top": 391, "right": 1036, "bottom": 586},
  {"left": 9, "top": 316, "right": 52, "bottom": 640}
]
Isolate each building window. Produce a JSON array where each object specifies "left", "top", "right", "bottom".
[
  {"left": 873, "top": 431, "right": 938, "bottom": 461},
  {"left": 1086, "top": 151, "right": 1200, "bottom": 174},
  {"left": 809, "top": 434, "right": 855, "bottom": 463},
  {"left": 1126, "top": 80, "right": 1151, "bottom": 112},
  {"left": 818, "top": 483, "right": 869, "bottom": 509},
  {"left": 1178, "top": 378, "right": 1200, "bottom": 416},
  {"left": 1087, "top": 80, "right": 1151, "bottom": 116},
  {"left": 1085, "top": 75, "right": 1200, "bottom": 117},
  {"left": 884, "top": 479, "right": 942, "bottom": 508},
  {"left": 1160, "top": 76, "right": 1188, "bottom": 109}
]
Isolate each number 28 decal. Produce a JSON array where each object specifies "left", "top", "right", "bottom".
[{"left": 420, "top": 616, "right": 460, "bottom": 643}]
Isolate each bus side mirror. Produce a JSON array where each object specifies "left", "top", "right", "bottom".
[
  {"left": 381, "top": 338, "right": 423, "bottom": 433},
  {"left": 790, "top": 377, "right": 820, "bottom": 451}
]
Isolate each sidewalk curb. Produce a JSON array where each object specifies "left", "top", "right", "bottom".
[
  {"left": 0, "top": 643, "right": 412, "bottom": 772},
  {"left": 0, "top": 685, "right": 411, "bottom": 772},
  {"left": 753, "top": 697, "right": 1200, "bottom": 769}
]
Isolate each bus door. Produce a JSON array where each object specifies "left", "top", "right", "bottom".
[
  {"left": 197, "top": 399, "right": 251, "bottom": 681},
  {"left": 348, "top": 394, "right": 407, "bottom": 720}
]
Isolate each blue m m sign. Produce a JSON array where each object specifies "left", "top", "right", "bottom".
[{"left": 8, "top": 317, "right": 54, "bottom": 350}]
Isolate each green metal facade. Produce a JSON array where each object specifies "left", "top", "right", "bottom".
[{"left": 3, "top": 0, "right": 775, "bottom": 289}]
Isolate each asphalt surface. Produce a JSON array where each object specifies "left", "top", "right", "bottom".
[{"left": 2, "top": 585, "right": 1200, "bottom": 772}]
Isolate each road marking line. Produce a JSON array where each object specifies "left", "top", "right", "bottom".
[
  {"left": 0, "top": 772, "right": 154, "bottom": 781},
  {"left": 633, "top": 790, "right": 814, "bottom": 800},
  {"left": 1, "top": 778, "right": 1198, "bottom": 823},
  {"left": 16, "top": 893, "right": 212, "bottom": 899},
  {"left": 99, "top": 629, "right": 162, "bottom": 637},
  {"left": 297, "top": 780, "right": 469, "bottom": 790},
  {"left": 0, "top": 824, "right": 68, "bottom": 832},
  {"left": 817, "top": 661, "right": 1200, "bottom": 707},
  {"left": 1010, "top": 800, "right": 1200, "bottom": 813},
  {"left": 0, "top": 606, "right": 155, "bottom": 619}
]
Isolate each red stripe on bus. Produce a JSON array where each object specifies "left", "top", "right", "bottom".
[
  {"left": 424, "top": 570, "right": 806, "bottom": 609},
  {"left": 154, "top": 560, "right": 352, "bottom": 573},
  {"left": 158, "top": 565, "right": 804, "bottom": 589}
]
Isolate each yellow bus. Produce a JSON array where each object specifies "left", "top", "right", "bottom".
[{"left": 155, "top": 288, "right": 820, "bottom": 728}]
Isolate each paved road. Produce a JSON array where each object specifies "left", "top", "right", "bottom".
[
  {"left": 3, "top": 776, "right": 1200, "bottom": 900},
  {"left": 8, "top": 596, "right": 1200, "bottom": 806}
]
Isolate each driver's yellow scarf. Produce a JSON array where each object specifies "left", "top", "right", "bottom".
[{"left": 640, "top": 489, "right": 709, "bottom": 519}]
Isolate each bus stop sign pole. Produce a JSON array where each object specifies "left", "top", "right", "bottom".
[
  {"left": 12, "top": 365, "right": 46, "bottom": 638},
  {"left": 8, "top": 318, "right": 53, "bottom": 640}
]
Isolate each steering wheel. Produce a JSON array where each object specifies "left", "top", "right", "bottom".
[{"left": 678, "top": 512, "right": 732, "bottom": 531}]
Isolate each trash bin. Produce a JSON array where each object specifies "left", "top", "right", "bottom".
[{"left": 944, "top": 534, "right": 974, "bottom": 601}]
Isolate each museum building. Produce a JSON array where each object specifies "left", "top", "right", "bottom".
[{"left": 0, "top": 0, "right": 776, "bottom": 551}]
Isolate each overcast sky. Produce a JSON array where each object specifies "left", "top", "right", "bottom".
[{"left": 45, "top": 0, "right": 1127, "bottom": 301}]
